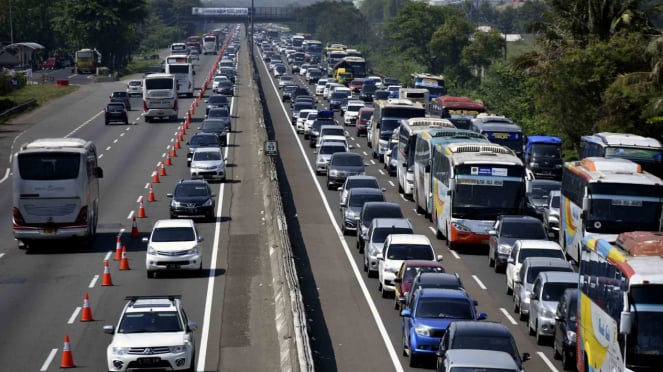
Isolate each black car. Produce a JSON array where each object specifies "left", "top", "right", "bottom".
[
  {"left": 186, "top": 132, "right": 221, "bottom": 167},
  {"left": 373, "top": 90, "right": 390, "bottom": 101},
  {"left": 104, "top": 102, "right": 128, "bottom": 125},
  {"left": 488, "top": 215, "right": 548, "bottom": 272},
  {"left": 290, "top": 87, "right": 309, "bottom": 104},
  {"left": 205, "top": 95, "right": 230, "bottom": 115},
  {"left": 206, "top": 107, "right": 232, "bottom": 132},
  {"left": 167, "top": 179, "right": 216, "bottom": 221},
  {"left": 199, "top": 119, "right": 228, "bottom": 146},
  {"left": 216, "top": 80, "right": 234, "bottom": 96},
  {"left": 281, "top": 84, "right": 298, "bottom": 102},
  {"left": 327, "top": 152, "right": 365, "bottom": 190},
  {"left": 309, "top": 118, "right": 338, "bottom": 146},
  {"left": 357, "top": 201, "right": 403, "bottom": 252},
  {"left": 525, "top": 179, "right": 561, "bottom": 220},
  {"left": 436, "top": 321, "right": 530, "bottom": 372},
  {"left": 329, "top": 91, "right": 348, "bottom": 110},
  {"left": 291, "top": 101, "right": 315, "bottom": 125},
  {"left": 219, "top": 67, "right": 236, "bottom": 84},
  {"left": 109, "top": 91, "right": 131, "bottom": 111},
  {"left": 359, "top": 83, "right": 377, "bottom": 102},
  {"left": 553, "top": 288, "right": 578, "bottom": 370}
]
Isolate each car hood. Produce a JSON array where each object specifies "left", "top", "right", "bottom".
[
  {"left": 413, "top": 317, "right": 454, "bottom": 331},
  {"left": 498, "top": 237, "right": 518, "bottom": 247},
  {"left": 191, "top": 160, "right": 224, "bottom": 168},
  {"left": 329, "top": 165, "right": 364, "bottom": 173},
  {"left": 110, "top": 332, "right": 189, "bottom": 348},
  {"left": 173, "top": 196, "right": 211, "bottom": 203},
  {"left": 150, "top": 240, "right": 198, "bottom": 251},
  {"left": 344, "top": 206, "right": 361, "bottom": 218}
]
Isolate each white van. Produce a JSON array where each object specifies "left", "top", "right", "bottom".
[
  {"left": 170, "top": 42, "right": 187, "bottom": 55},
  {"left": 12, "top": 138, "right": 103, "bottom": 248},
  {"left": 202, "top": 35, "right": 217, "bottom": 55},
  {"left": 165, "top": 62, "right": 195, "bottom": 97},
  {"left": 143, "top": 73, "right": 178, "bottom": 122}
]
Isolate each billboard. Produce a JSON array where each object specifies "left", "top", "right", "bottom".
[{"left": 192, "top": 7, "right": 249, "bottom": 16}]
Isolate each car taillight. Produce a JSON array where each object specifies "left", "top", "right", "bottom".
[
  {"left": 74, "top": 206, "right": 89, "bottom": 225},
  {"left": 173, "top": 100, "right": 178, "bottom": 110},
  {"left": 143, "top": 100, "right": 148, "bottom": 112},
  {"left": 12, "top": 207, "right": 25, "bottom": 225}
]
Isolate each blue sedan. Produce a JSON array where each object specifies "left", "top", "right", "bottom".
[{"left": 401, "top": 288, "right": 486, "bottom": 367}]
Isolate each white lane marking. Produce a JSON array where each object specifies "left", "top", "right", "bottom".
[
  {"left": 127, "top": 210, "right": 134, "bottom": 220},
  {"left": 98, "top": 154, "right": 104, "bottom": 159},
  {"left": 113, "top": 138, "right": 118, "bottom": 144},
  {"left": 537, "top": 351, "right": 559, "bottom": 372},
  {"left": 0, "top": 253, "right": 4, "bottom": 260},
  {"left": 500, "top": 307, "right": 518, "bottom": 325},
  {"left": 0, "top": 168, "right": 10, "bottom": 184},
  {"left": 120, "top": 132, "right": 125, "bottom": 137},
  {"left": 472, "top": 275, "right": 487, "bottom": 290},
  {"left": 106, "top": 146, "right": 111, "bottom": 151},
  {"left": 388, "top": 180, "right": 395, "bottom": 187},
  {"left": 104, "top": 251, "right": 113, "bottom": 261},
  {"left": 449, "top": 250, "right": 460, "bottom": 259},
  {"left": 197, "top": 77, "right": 235, "bottom": 372},
  {"left": 257, "top": 50, "right": 405, "bottom": 372},
  {"left": 66, "top": 110, "right": 104, "bottom": 137},
  {"left": 89, "top": 275, "right": 99, "bottom": 288},
  {"left": 362, "top": 151, "right": 368, "bottom": 156},
  {"left": 68, "top": 307, "right": 81, "bottom": 324},
  {"left": 40, "top": 348, "right": 58, "bottom": 371}
]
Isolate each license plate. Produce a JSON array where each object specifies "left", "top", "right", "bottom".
[
  {"left": 44, "top": 228, "right": 57, "bottom": 234},
  {"left": 137, "top": 357, "right": 160, "bottom": 366},
  {"left": 167, "top": 264, "right": 180, "bottom": 270}
]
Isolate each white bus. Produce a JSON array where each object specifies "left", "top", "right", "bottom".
[
  {"left": 397, "top": 118, "right": 455, "bottom": 198},
  {"left": 578, "top": 132, "right": 663, "bottom": 177},
  {"left": 370, "top": 99, "right": 426, "bottom": 162},
  {"left": 202, "top": 35, "right": 218, "bottom": 55},
  {"left": 579, "top": 232, "right": 663, "bottom": 372},
  {"left": 431, "top": 142, "right": 525, "bottom": 249},
  {"left": 12, "top": 138, "right": 103, "bottom": 248},
  {"left": 413, "top": 129, "right": 488, "bottom": 218},
  {"left": 164, "top": 62, "right": 195, "bottom": 97},
  {"left": 143, "top": 73, "right": 178, "bottom": 123},
  {"left": 559, "top": 157, "right": 663, "bottom": 262}
]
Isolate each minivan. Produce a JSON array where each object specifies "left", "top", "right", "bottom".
[
  {"left": 514, "top": 257, "right": 572, "bottom": 321},
  {"left": 528, "top": 271, "right": 579, "bottom": 344}
]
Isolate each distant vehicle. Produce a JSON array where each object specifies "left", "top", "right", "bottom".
[
  {"left": 357, "top": 201, "right": 403, "bottom": 253},
  {"left": 401, "top": 272, "right": 465, "bottom": 311},
  {"left": 524, "top": 179, "right": 561, "bottom": 221},
  {"left": 104, "top": 102, "right": 129, "bottom": 125},
  {"left": 393, "top": 259, "right": 445, "bottom": 310},
  {"left": 411, "top": 72, "right": 446, "bottom": 98},
  {"left": 512, "top": 256, "right": 572, "bottom": 321},
  {"left": 103, "top": 295, "right": 198, "bottom": 371},
  {"left": 384, "top": 144, "right": 398, "bottom": 176},
  {"left": 190, "top": 147, "right": 225, "bottom": 182},
  {"left": 326, "top": 152, "right": 365, "bottom": 190},
  {"left": 126, "top": 79, "right": 142, "bottom": 97},
  {"left": 109, "top": 91, "right": 131, "bottom": 111},
  {"left": 355, "top": 107, "right": 374, "bottom": 137},
  {"left": 578, "top": 132, "right": 663, "bottom": 177},
  {"left": 205, "top": 95, "right": 229, "bottom": 115},
  {"left": 75, "top": 48, "right": 100, "bottom": 74},
  {"left": 371, "top": 99, "right": 426, "bottom": 161},
  {"left": 143, "top": 219, "right": 204, "bottom": 277},
  {"left": 552, "top": 288, "right": 578, "bottom": 370},
  {"left": 338, "top": 175, "right": 382, "bottom": 207},
  {"left": 470, "top": 114, "right": 524, "bottom": 158},
  {"left": 199, "top": 119, "right": 228, "bottom": 146},
  {"left": 42, "top": 57, "right": 59, "bottom": 70},
  {"left": 430, "top": 96, "right": 485, "bottom": 130},
  {"left": 186, "top": 132, "right": 221, "bottom": 167},
  {"left": 506, "top": 239, "right": 567, "bottom": 297},
  {"left": 437, "top": 349, "right": 520, "bottom": 372},
  {"left": 315, "top": 142, "right": 347, "bottom": 175},
  {"left": 206, "top": 107, "right": 232, "bottom": 132},
  {"left": 364, "top": 218, "right": 415, "bottom": 278},
  {"left": 12, "top": 138, "right": 103, "bottom": 249},
  {"left": 203, "top": 34, "right": 218, "bottom": 54},
  {"left": 340, "top": 188, "right": 385, "bottom": 235},
  {"left": 488, "top": 215, "right": 547, "bottom": 272},
  {"left": 524, "top": 135, "right": 562, "bottom": 179},
  {"left": 143, "top": 73, "right": 178, "bottom": 123},
  {"left": 543, "top": 190, "right": 561, "bottom": 238},
  {"left": 528, "top": 271, "right": 579, "bottom": 344}
]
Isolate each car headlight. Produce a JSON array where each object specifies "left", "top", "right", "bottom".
[
  {"left": 345, "top": 210, "right": 355, "bottom": 219},
  {"left": 414, "top": 325, "right": 432, "bottom": 337},
  {"left": 169, "top": 345, "right": 185, "bottom": 353},
  {"left": 451, "top": 221, "right": 472, "bottom": 232},
  {"left": 189, "top": 247, "right": 199, "bottom": 255},
  {"left": 111, "top": 347, "right": 130, "bottom": 356},
  {"left": 542, "top": 308, "right": 555, "bottom": 318},
  {"left": 329, "top": 169, "right": 338, "bottom": 176},
  {"left": 529, "top": 162, "right": 539, "bottom": 167},
  {"left": 147, "top": 246, "right": 156, "bottom": 254},
  {"left": 549, "top": 215, "right": 559, "bottom": 224},
  {"left": 566, "top": 330, "right": 576, "bottom": 342},
  {"left": 202, "top": 199, "right": 213, "bottom": 206},
  {"left": 386, "top": 265, "right": 399, "bottom": 274},
  {"left": 171, "top": 200, "right": 182, "bottom": 208},
  {"left": 497, "top": 243, "right": 512, "bottom": 255}
]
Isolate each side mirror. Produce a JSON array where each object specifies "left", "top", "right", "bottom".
[
  {"left": 437, "top": 254, "right": 443, "bottom": 262},
  {"left": 400, "top": 309, "right": 412, "bottom": 318},
  {"left": 477, "top": 312, "right": 487, "bottom": 320},
  {"left": 522, "top": 352, "right": 531, "bottom": 362},
  {"left": 187, "top": 321, "right": 199, "bottom": 332},
  {"left": 166, "top": 193, "right": 174, "bottom": 198},
  {"left": 103, "top": 325, "right": 114, "bottom": 334},
  {"left": 488, "top": 230, "right": 497, "bottom": 236},
  {"left": 142, "top": 237, "right": 149, "bottom": 243}
]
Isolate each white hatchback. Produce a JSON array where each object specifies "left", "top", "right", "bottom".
[
  {"left": 190, "top": 147, "right": 225, "bottom": 182},
  {"left": 143, "top": 219, "right": 203, "bottom": 278}
]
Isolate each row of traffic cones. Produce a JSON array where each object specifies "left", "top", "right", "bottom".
[{"left": 58, "top": 288, "right": 109, "bottom": 366}]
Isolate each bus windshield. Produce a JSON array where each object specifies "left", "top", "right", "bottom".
[
  {"left": 18, "top": 153, "right": 80, "bottom": 180},
  {"left": 482, "top": 132, "right": 523, "bottom": 155},
  {"left": 586, "top": 184, "right": 662, "bottom": 233},
  {"left": 145, "top": 78, "right": 174, "bottom": 90}
]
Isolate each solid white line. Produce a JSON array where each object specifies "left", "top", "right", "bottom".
[
  {"left": 537, "top": 351, "right": 560, "bottom": 372},
  {"left": 500, "top": 307, "right": 518, "bottom": 325},
  {"left": 256, "top": 51, "right": 405, "bottom": 372},
  {"left": 89, "top": 275, "right": 99, "bottom": 288},
  {"left": 68, "top": 307, "right": 81, "bottom": 324},
  {"left": 472, "top": 275, "right": 487, "bottom": 290},
  {"left": 40, "top": 348, "right": 58, "bottom": 371},
  {"left": 66, "top": 110, "right": 104, "bottom": 137},
  {"left": 450, "top": 250, "right": 460, "bottom": 259},
  {"left": 0, "top": 168, "right": 10, "bottom": 184},
  {"left": 197, "top": 80, "right": 234, "bottom": 372}
]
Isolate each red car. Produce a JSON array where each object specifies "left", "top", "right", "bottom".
[
  {"left": 393, "top": 260, "right": 445, "bottom": 310},
  {"left": 348, "top": 79, "right": 364, "bottom": 93},
  {"left": 42, "top": 57, "right": 59, "bottom": 70},
  {"left": 356, "top": 107, "right": 374, "bottom": 137}
]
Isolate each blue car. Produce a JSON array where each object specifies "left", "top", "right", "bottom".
[{"left": 401, "top": 288, "right": 486, "bottom": 367}]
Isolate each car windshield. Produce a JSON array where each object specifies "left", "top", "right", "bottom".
[
  {"left": 331, "top": 155, "right": 362, "bottom": 166},
  {"left": 501, "top": 222, "right": 545, "bottom": 239},
  {"left": 128, "top": 81, "right": 141, "bottom": 87},
  {"left": 208, "top": 96, "right": 228, "bottom": 104},
  {"left": 190, "top": 136, "right": 219, "bottom": 146},
  {"left": 526, "top": 266, "right": 572, "bottom": 283},
  {"left": 151, "top": 227, "right": 196, "bottom": 242},
  {"left": 193, "top": 151, "right": 222, "bottom": 161},
  {"left": 519, "top": 248, "right": 565, "bottom": 264},
  {"left": 529, "top": 182, "right": 560, "bottom": 199},
  {"left": 403, "top": 266, "right": 445, "bottom": 283},
  {"left": 372, "top": 227, "right": 413, "bottom": 243},
  {"left": 108, "top": 104, "right": 124, "bottom": 112},
  {"left": 175, "top": 184, "right": 210, "bottom": 197},
  {"left": 542, "top": 283, "right": 576, "bottom": 301},
  {"left": 386, "top": 244, "right": 434, "bottom": 260},
  {"left": 415, "top": 298, "right": 472, "bottom": 319},
  {"left": 208, "top": 109, "right": 229, "bottom": 118},
  {"left": 118, "top": 311, "right": 183, "bottom": 333},
  {"left": 349, "top": 193, "right": 385, "bottom": 207},
  {"left": 452, "top": 335, "right": 517, "bottom": 361},
  {"left": 347, "top": 178, "right": 378, "bottom": 190},
  {"left": 202, "top": 121, "right": 225, "bottom": 130},
  {"left": 319, "top": 146, "right": 346, "bottom": 155}
]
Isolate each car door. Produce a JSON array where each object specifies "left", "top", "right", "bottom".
[
  {"left": 529, "top": 277, "right": 542, "bottom": 330},
  {"left": 489, "top": 218, "right": 501, "bottom": 260},
  {"left": 378, "top": 239, "right": 390, "bottom": 284},
  {"left": 506, "top": 242, "right": 520, "bottom": 290}
]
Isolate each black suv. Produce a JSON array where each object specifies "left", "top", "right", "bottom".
[
  {"left": 104, "top": 103, "right": 128, "bottom": 125},
  {"left": 186, "top": 133, "right": 221, "bottom": 167},
  {"left": 205, "top": 95, "right": 229, "bottom": 115},
  {"left": 488, "top": 215, "right": 548, "bottom": 272},
  {"left": 167, "top": 179, "right": 216, "bottom": 221},
  {"left": 109, "top": 91, "right": 131, "bottom": 111},
  {"left": 198, "top": 119, "right": 228, "bottom": 146}
]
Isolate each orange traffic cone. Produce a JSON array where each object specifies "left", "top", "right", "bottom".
[
  {"left": 159, "top": 162, "right": 167, "bottom": 176},
  {"left": 102, "top": 259, "right": 113, "bottom": 286},
  {"left": 131, "top": 216, "right": 139, "bottom": 238},
  {"left": 170, "top": 145, "right": 178, "bottom": 157},
  {"left": 194, "top": 99, "right": 199, "bottom": 108},
  {"left": 177, "top": 131, "right": 184, "bottom": 142},
  {"left": 147, "top": 183, "right": 156, "bottom": 202},
  {"left": 175, "top": 139, "right": 181, "bottom": 149},
  {"left": 180, "top": 125, "right": 186, "bottom": 135},
  {"left": 165, "top": 153, "right": 173, "bottom": 166},
  {"left": 137, "top": 199, "right": 147, "bottom": 218},
  {"left": 119, "top": 246, "right": 130, "bottom": 270},
  {"left": 152, "top": 168, "right": 160, "bottom": 183},
  {"left": 60, "top": 334, "right": 75, "bottom": 368},
  {"left": 114, "top": 235, "right": 122, "bottom": 261},
  {"left": 81, "top": 292, "right": 93, "bottom": 322}
]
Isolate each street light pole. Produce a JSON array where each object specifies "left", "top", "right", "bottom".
[{"left": 9, "top": 0, "right": 14, "bottom": 44}]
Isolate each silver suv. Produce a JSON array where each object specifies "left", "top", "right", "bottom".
[
  {"left": 364, "top": 218, "right": 414, "bottom": 278},
  {"left": 104, "top": 295, "right": 198, "bottom": 371},
  {"left": 513, "top": 257, "right": 572, "bottom": 321},
  {"left": 528, "top": 271, "right": 579, "bottom": 345}
]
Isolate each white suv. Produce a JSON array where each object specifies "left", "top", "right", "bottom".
[
  {"left": 104, "top": 295, "right": 198, "bottom": 371},
  {"left": 143, "top": 219, "right": 203, "bottom": 278}
]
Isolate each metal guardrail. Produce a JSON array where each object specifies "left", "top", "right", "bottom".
[{"left": 0, "top": 98, "right": 37, "bottom": 121}]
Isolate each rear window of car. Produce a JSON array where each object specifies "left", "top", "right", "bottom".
[
  {"left": 331, "top": 154, "right": 363, "bottom": 166},
  {"left": 107, "top": 104, "right": 125, "bottom": 111},
  {"left": 349, "top": 193, "right": 385, "bottom": 207}
]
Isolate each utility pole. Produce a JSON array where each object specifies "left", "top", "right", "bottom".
[{"left": 9, "top": 0, "right": 14, "bottom": 44}]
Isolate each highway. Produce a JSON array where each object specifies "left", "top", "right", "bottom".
[
  {"left": 0, "top": 29, "right": 283, "bottom": 371},
  {"left": 252, "top": 39, "right": 569, "bottom": 372}
]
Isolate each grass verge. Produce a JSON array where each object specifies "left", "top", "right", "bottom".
[{"left": 0, "top": 84, "right": 78, "bottom": 107}]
